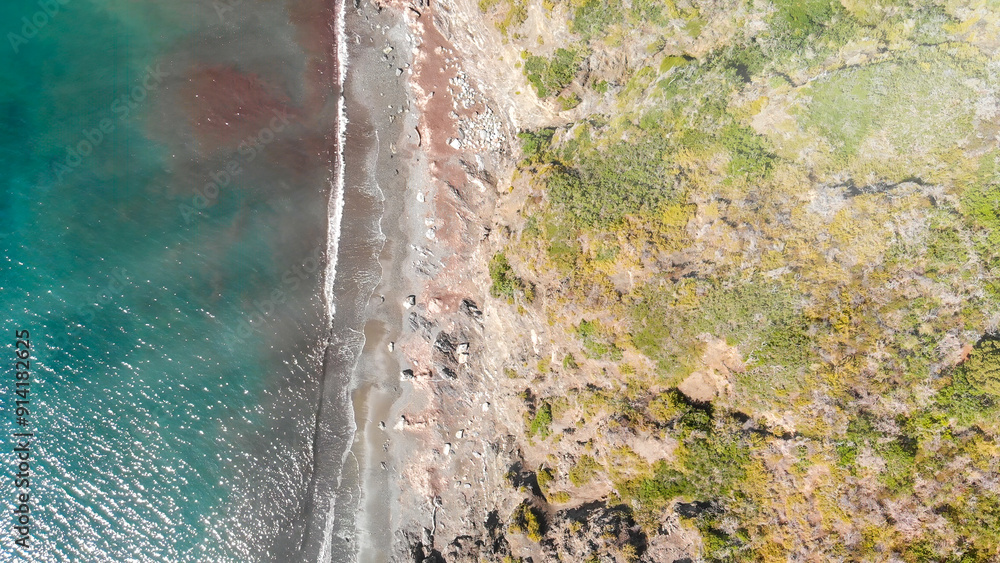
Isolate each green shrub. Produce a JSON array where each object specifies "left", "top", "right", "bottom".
[
  {"left": 659, "top": 55, "right": 691, "bottom": 74},
  {"left": 547, "top": 141, "right": 678, "bottom": 227},
  {"left": 721, "top": 123, "right": 776, "bottom": 180},
  {"left": 528, "top": 401, "right": 554, "bottom": 438},
  {"left": 879, "top": 437, "right": 917, "bottom": 493},
  {"left": 630, "top": 0, "right": 667, "bottom": 24},
  {"left": 558, "top": 92, "right": 582, "bottom": 111},
  {"left": 770, "top": 0, "right": 838, "bottom": 41},
  {"left": 836, "top": 412, "right": 917, "bottom": 492},
  {"left": 756, "top": 318, "right": 814, "bottom": 369},
  {"left": 958, "top": 338, "right": 1000, "bottom": 397},
  {"left": 576, "top": 320, "right": 622, "bottom": 360},
  {"left": 489, "top": 252, "right": 532, "bottom": 301},
  {"left": 524, "top": 48, "right": 583, "bottom": 98},
  {"left": 563, "top": 353, "right": 579, "bottom": 369},
  {"left": 571, "top": 0, "right": 623, "bottom": 39},
  {"left": 924, "top": 225, "right": 969, "bottom": 277},
  {"left": 509, "top": 500, "right": 545, "bottom": 541},
  {"left": 550, "top": 490, "right": 571, "bottom": 503},
  {"left": 615, "top": 398, "right": 751, "bottom": 530},
  {"left": 536, "top": 465, "right": 555, "bottom": 491},
  {"left": 962, "top": 179, "right": 1000, "bottom": 247},
  {"left": 479, "top": 0, "right": 528, "bottom": 35},
  {"left": 518, "top": 128, "right": 555, "bottom": 161},
  {"left": 569, "top": 454, "right": 602, "bottom": 486}
]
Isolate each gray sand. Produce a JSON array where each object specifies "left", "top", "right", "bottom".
[{"left": 341, "top": 2, "right": 420, "bottom": 562}]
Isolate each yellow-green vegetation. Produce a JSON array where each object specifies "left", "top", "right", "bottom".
[
  {"left": 493, "top": 0, "right": 1000, "bottom": 560},
  {"left": 568, "top": 454, "right": 601, "bottom": 486},
  {"left": 548, "top": 490, "right": 571, "bottom": 503},
  {"left": 509, "top": 500, "right": 544, "bottom": 542},
  {"left": 522, "top": 48, "right": 583, "bottom": 98},
  {"left": 526, "top": 400, "right": 553, "bottom": 438},
  {"left": 479, "top": 0, "right": 528, "bottom": 37},
  {"left": 489, "top": 252, "right": 533, "bottom": 302}
]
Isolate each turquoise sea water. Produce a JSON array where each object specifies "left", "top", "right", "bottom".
[{"left": 1, "top": 1, "right": 344, "bottom": 561}]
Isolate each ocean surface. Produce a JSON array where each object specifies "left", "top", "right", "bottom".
[{"left": 0, "top": 0, "right": 367, "bottom": 561}]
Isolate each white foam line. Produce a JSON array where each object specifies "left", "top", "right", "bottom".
[
  {"left": 324, "top": 92, "right": 348, "bottom": 318},
  {"left": 318, "top": 0, "right": 350, "bottom": 560}
]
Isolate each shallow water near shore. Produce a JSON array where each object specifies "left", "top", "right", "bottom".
[{"left": 0, "top": 0, "right": 382, "bottom": 561}]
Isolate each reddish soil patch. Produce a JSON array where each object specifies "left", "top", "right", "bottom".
[
  {"left": 413, "top": 15, "right": 459, "bottom": 155},
  {"left": 407, "top": 10, "right": 479, "bottom": 258}
]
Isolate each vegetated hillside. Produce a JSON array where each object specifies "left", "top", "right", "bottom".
[{"left": 481, "top": 0, "right": 1000, "bottom": 560}]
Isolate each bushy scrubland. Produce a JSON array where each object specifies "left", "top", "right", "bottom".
[{"left": 482, "top": 0, "right": 1000, "bottom": 560}]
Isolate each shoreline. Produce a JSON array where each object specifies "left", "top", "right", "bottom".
[{"left": 341, "top": 1, "right": 420, "bottom": 562}]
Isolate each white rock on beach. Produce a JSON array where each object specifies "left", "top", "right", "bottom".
[
  {"left": 428, "top": 298, "right": 443, "bottom": 314},
  {"left": 455, "top": 430, "right": 464, "bottom": 439},
  {"left": 443, "top": 443, "right": 452, "bottom": 455},
  {"left": 387, "top": 341, "right": 394, "bottom": 352}
]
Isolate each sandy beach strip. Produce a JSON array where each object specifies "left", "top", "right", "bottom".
[{"left": 341, "top": 1, "right": 424, "bottom": 561}]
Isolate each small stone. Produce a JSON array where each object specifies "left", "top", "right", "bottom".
[
  {"left": 387, "top": 341, "right": 394, "bottom": 352},
  {"left": 421, "top": 528, "right": 433, "bottom": 547},
  {"left": 456, "top": 342, "right": 469, "bottom": 353},
  {"left": 400, "top": 369, "right": 414, "bottom": 381},
  {"left": 428, "top": 298, "right": 443, "bottom": 315},
  {"left": 482, "top": 402, "right": 490, "bottom": 412},
  {"left": 443, "top": 443, "right": 452, "bottom": 455},
  {"left": 463, "top": 483, "right": 472, "bottom": 489},
  {"left": 382, "top": 46, "right": 393, "bottom": 54},
  {"left": 396, "top": 68, "right": 403, "bottom": 76},
  {"left": 447, "top": 137, "right": 461, "bottom": 150},
  {"left": 416, "top": 192, "right": 425, "bottom": 203},
  {"left": 457, "top": 352, "right": 469, "bottom": 364},
  {"left": 404, "top": 295, "right": 416, "bottom": 308},
  {"left": 455, "top": 430, "right": 464, "bottom": 439},
  {"left": 378, "top": 421, "right": 386, "bottom": 430}
]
